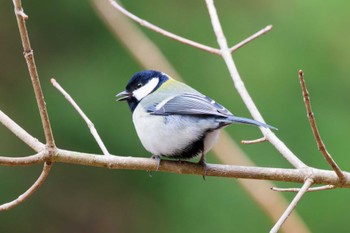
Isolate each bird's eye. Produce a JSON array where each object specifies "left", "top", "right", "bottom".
[{"left": 137, "top": 83, "right": 142, "bottom": 88}]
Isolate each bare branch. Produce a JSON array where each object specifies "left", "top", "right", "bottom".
[
  {"left": 12, "top": 0, "right": 55, "bottom": 150},
  {"left": 0, "top": 162, "right": 52, "bottom": 211},
  {"left": 0, "top": 152, "right": 45, "bottom": 166},
  {"left": 230, "top": 25, "right": 273, "bottom": 53},
  {"left": 0, "top": 110, "right": 45, "bottom": 152},
  {"left": 204, "top": 0, "right": 306, "bottom": 169},
  {"left": 52, "top": 149, "right": 350, "bottom": 187},
  {"left": 270, "top": 178, "right": 314, "bottom": 233},
  {"left": 241, "top": 136, "right": 267, "bottom": 145},
  {"left": 51, "top": 79, "right": 110, "bottom": 156},
  {"left": 109, "top": 0, "right": 221, "bottom": 55},
  {"left": 272, "top": 184, "right": 335, "bottom": 193},
  {"left": 298, "top": 70, "right": 345, "bottom": 183}
]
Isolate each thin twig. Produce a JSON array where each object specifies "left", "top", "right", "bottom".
[
  {"left": 241, "top": 136, "right": 267, "bottom": 144},
  {"left": 230, "top": 25, "right": 273, "bottom": 53},
  {"left": 204, "top": 0, "right": 306, "bottom": 169},
  {"left": 109, "top": 0, "right": 221, "bottom": 55},
  {"left": 0, "top": 162, "right": 52, "bottom": 211},
  {"left": 0, "top": 152, "right": 46, "bottom": 166},
  {"left": 51, "top": 79, "right": 110, "bottom": 156},
  {"left": 298, "top": 70, "right": 345, "bottom": 183},
  {"left": 272, "top": 184, "right": 335, "bottom": 193},
  {"left": 0, "top": 110, "right": 45, "bottom": 152},
  {"left": 12, "top": 0, "right": 55, "bottom": 151},
  {"left": 270, "top": 178, "right": 314, "bottom": 233}
]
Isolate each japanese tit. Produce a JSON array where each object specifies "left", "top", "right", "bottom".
[{"left": 116, "top": 70, "right": 276, "bottom": 165}]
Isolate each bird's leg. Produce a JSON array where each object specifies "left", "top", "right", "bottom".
[
  {"left": 198, "top": 152, "right": 207, "bottom": 180},
  {"left": 151, "top": 155, "right": 161, "bottom": 170},
  {"left": 148, "top": 155, "right": 161, "bottom": 177}
]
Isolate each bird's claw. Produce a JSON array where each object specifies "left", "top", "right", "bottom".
[
  {"left": 198, "top": 157, "right": 208, "bottom": 180},
  {"left": 148, "top": 155, "right": 161, "bottom": 177}
]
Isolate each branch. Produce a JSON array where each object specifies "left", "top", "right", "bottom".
[
  {"left": 270, "top": 178, "right": 314, "bottom": 233},
  {"left": 204, "top": 0, "right": 306, "bottom": 169},
  {"left": 109, "top": 0, "right": 221, "bottom": 55},
  {"left": 272, "top": 184, "right": 335, "bottom": 193},
  {"left": 229, "top": 25, "right": 273, "bottom": 53},
  {"left": 0, "top": 162, "right": 52, "bottom": 211},
  {"left": 0, "top": 110, "right": 45, "bottom": 152},
  {"left": 12, "top": 0, "right": 55, "bottom": 151},
  {"left": 298, "top": 70, "right": 345, "bottom": 183},
  {"left": 51, "top": 79, "right": 110, "bottom": 156},
  {"left": 241, "top": 136, "right": 267, "bottom": 145},
  {"left": 0, "top": 152, "right": 46, "bottom": 166},
  {"left": 51, "top": 149, "right": 350, "bottom": 187}
]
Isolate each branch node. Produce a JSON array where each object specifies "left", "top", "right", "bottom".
[{"left": 15, "top": 8, "right": 28, "bottom": 20}]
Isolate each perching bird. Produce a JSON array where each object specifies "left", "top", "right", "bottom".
[{"left": 116, "top": 70, "right": 276, "bottom": 168}]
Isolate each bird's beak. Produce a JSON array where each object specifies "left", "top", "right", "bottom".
[{"left": 116, "top": 90, "right": 132, "bottom": 101}]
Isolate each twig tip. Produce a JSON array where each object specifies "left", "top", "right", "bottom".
[{"left": 298, "top": 70, "right": 304, "bottom": 77}]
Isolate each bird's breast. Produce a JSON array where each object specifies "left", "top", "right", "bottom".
[{"left": 132, "top": 105, "right": 219, "bottom": 158}]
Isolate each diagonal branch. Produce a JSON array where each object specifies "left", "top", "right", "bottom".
[
  {"left": 229, "top": 25, "right": 273, "bottom": 53},
  {"left": 0, "top": 162, "right": 52, "bottom": 211},
  {"left": 298, "top": 70, "right": 345, "bottom": 183},
  {"left": 12, "top": 0, "right": 55, "bottom": 151},
  {"left": 0, "top": 110, "right": 45, "bottom": 152},
  {"left": 51, "top": 79, "right": 110, "bottom": 155},
  {"left": 270, "top": 178, "right": 314, "bottom": 233},
  {"left": 204, "top": 0, "right": 306, "bottom": 169},
  {"left": 109, "top": 0, "right": 221, "bottom": 55}
]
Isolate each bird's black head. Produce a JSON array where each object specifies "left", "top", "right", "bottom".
[{"left": 116, "top": 70, "right": 169, "bottom": 112}]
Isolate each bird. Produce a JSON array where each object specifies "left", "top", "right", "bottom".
[{"left": 116, "top": 70, "right": 276, "bottom": 170}]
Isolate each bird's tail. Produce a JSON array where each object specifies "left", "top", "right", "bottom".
[{"left": 226, "top": 116, "right": 277, "bottom": 130}]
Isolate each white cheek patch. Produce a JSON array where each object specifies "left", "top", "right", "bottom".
[{"left": 133, "top": 78, "right": 159, "bottom": 101}]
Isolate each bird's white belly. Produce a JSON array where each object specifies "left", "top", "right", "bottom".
[{"left": 132, "top": 105, "right": 218, "bottom": 157}]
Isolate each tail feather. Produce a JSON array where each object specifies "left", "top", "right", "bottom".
[{"left": 225, "top": 116, "right": 277, "bottom": 130}]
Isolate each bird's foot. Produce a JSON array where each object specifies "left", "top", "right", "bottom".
[
  {"left": 148, "top": 155, "right": 161, "bottom": 177},
  {"left": 198, "top": 157, "right": 208, "bottom": 180}
]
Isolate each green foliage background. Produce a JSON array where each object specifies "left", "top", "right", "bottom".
[{"left": 1, "top": 0, "right": 350, "bottom": 232}]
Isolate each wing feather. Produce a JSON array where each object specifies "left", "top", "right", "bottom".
[{"left": 146, "top": 93, "right": 232, "bottom": 117}]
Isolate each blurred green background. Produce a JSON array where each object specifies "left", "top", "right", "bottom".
[{"left": 1, "top": 0, "right": 350, "bottom": 232}]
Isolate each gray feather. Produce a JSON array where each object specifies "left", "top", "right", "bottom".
[
  {"left": 147, "top": 93, "right": 231, "bottom": 117},
  {"left": 219, "top": 116, "right": 277, "bottom": 130}
]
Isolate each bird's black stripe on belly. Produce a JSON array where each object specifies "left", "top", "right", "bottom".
[{"left": 165, "top": 136, "right": 204, "bottom": 160}]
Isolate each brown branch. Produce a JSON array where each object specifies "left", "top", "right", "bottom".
[
  {"left": 51, "top": 149, "right": 350, "bottom": 187},
  {"left": 270, "top": 178, "right": 314, "bottom": 233},
  {"left": 51, "top": 79, "right": 110, "bottom": 155},
  {"left": 241, "top": 136, "right": 267, "bottom": 144},
  {"left": 205, "top": 0, "right": 306, "bottom": 169},
  {"left": 0, "top": 110, "right": 45, "bottom": 152},
  {"left": 229, "top": 25, "right": 273, "bottom": 53},
  {"left": 298, "top": 70, "right": 345, "bottom": 183},
  {"left": 0, "top": 162, "right": 52, "bottom": 211},
  {"left": 271, "top": 184, "right": 335, "bottom": 193},
  {"left": 0, "top": 152, "right": 46, "bottom": 166},
  {"left": 12, "top": 0, "right": 55, "bottom": 151},
  {"left": 109, "top": 0, "right": 221, "bottom": 55}
]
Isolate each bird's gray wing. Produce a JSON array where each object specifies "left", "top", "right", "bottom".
[{"left": 146, "top": 93, "right": 232, "bottom": 117}]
